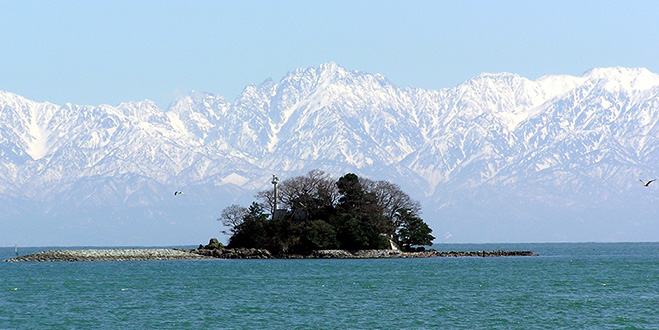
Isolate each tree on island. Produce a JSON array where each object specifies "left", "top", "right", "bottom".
[
  {"left": 396, "top": 208, "right": 435, "bottom": 250},
  {"left": 218, "top": 170, "right": 435, "bottom": 255},
  {"left": 218, "top": 204, "right": 248, "bottom": 236}
]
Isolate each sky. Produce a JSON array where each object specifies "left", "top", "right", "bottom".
[{"left": 1, "top": 1, "right": 659, "bottom": 109}]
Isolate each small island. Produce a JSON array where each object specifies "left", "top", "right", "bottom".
[
  {"left": 6, "top": 171, "right": 536, "bottom": 262},
  {"left": 219, "top": 171, "right": 436, "bottom": 256}
]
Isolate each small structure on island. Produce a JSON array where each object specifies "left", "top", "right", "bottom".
[
  {"left": 271, "top": 174, "right": 279, "bottom": 213},
  {"left": 271, "top": 174, "right": 286, "bottom": 219}
]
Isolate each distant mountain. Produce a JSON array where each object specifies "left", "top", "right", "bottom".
[{"left": 2, "top": 63, "right": 659, "bottom": 246}]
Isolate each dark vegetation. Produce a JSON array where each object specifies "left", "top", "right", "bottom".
[{"left": 219, "top": 170, "right": 434, "bottom": 256}]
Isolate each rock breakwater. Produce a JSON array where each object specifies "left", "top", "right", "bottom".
[
  {"left": 6, "top": 247, "right": 535, "bottom": 262},
  {"left": 6, "top": 248, "right": 206, "bottom": 262},
  {"left": 312, "top": 249, "right": 536, "bottom": 258}
]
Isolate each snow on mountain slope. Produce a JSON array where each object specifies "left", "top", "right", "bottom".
[{"left": 2, "top": 63, "right": 659, "bottom": 246}]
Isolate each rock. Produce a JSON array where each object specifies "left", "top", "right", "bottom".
[
  {"left": 205, "top": 238, "right": 223, "bottom": 250},
  {"left": 313, "top": 250, "right": 354, "bottom": 258},
  {"left": 191, "top": 246, "right": 273, "bottom": 259}
]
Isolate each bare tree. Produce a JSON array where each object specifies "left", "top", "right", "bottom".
[
  {"left": 360, "top": 178, "right": 421, "bottom": 228},
  {"left": 218, "top": 204, "right": 248, "bottom": 235},
  {"left": 255, "top": 190, "right": 275, "bottom": 214},
  {"left": 258, "top": 170, "right": 339, "bottom": 213}
]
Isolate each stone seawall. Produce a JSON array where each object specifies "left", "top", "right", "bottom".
[
  {"left": 6, "top": 248, "right": 536, "bottom": 262},
  {"left": 311, "top": 249, "right": 536, "bottom": 259},
  {"left": 192, "top": 247, "right": 536, "bottom": 259},
  {"left": 5, "top": 248, "right": 207, "bottom": 262}
]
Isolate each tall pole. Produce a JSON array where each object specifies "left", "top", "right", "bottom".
[{"left": 271, "top": 174, "right": 279, "bottom": 219}]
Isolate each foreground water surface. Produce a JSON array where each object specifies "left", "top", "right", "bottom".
[{"left": 1, "top": 242, "right": 658, "bottom": 329}]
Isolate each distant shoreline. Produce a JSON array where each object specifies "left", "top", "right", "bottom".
[{"left": 5, "top": 247, "right": 536, "bottom": 262}]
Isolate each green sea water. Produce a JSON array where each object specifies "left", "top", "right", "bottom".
[{"left": 1, "top": 243, "right": 658, "bottom": 329}]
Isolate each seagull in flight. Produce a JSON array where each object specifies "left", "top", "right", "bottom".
[
  {"left": 174, "top": 191, "right": 186, "bottom": 196},
  {"left": 639, "top": 179, "right": 655, "bottom": 187}
]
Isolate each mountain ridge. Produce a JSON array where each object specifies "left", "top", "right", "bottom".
[{"left": 2, "top": 63, "right": 659, "bottom": 246}]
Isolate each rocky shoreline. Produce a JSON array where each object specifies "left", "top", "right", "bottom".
[
  {"left": 5, "top": 246, "right": 536, "bottom": 262},
  {"left": 5, "top": 248, "right": 208, "bottom": 262},
  {"left": 310, "top": 249, "right": 536, "bottom": 258}
]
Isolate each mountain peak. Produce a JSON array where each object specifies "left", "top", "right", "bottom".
[
  {"left": 583, "top": 66, "right": 652, "bottom": 78},
  {"left": 460, "top": 72, "right": 530, "bottom": 92},
  {"left": 310, "top": 62, "right": 351, "bottom": 83},
  {"left": 471, "top": 72, "right": 522, "bottom": 80},
  {"left": 317, "top": 61, "right": 343, "bottom": 72},
  {"left": 582, "top": 67, "right": 659, "bottom": 91}
]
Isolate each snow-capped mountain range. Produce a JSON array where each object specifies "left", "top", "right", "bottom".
[{"left": 2, "top": 63, "right": 659, "bottom": 246}]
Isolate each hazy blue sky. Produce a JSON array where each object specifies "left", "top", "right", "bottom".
[{"left": 1, "top": 1, "right": 658, "bottom": 108}]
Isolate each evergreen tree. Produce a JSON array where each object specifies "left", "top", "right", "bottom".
[
  {"left": 227, "top": 202, "right": 269, "bottom": 248},
  {"left": 396, "top": 208, "right": 435, "bottom": 250},
  {"left": 334, "top": 173, "right": 389, "bottom": 250}
]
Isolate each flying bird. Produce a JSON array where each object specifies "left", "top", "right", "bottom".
[
  {"left": 174, "top": 191, "right": 186, "bottom": 196},
  {"left": 639, "top": 179, "right": 655, "bottom": 187}
]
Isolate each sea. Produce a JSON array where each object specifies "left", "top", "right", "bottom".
[{"left": 1, "top": 242, "right": 658, "bottom": 329}]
